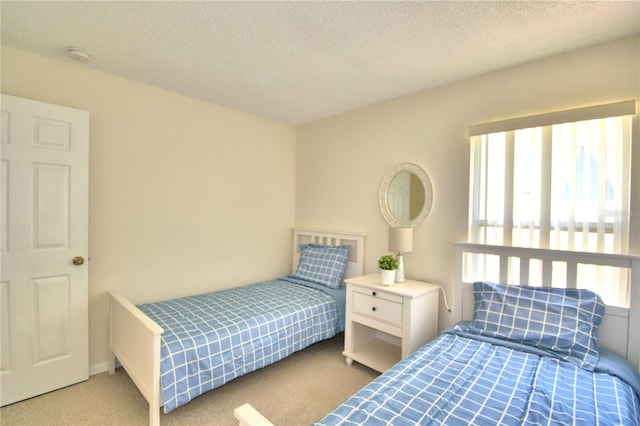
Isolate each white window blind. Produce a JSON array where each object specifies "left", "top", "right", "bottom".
[{"left": 467, "top": 100, "right": 635, "bottom": 306}]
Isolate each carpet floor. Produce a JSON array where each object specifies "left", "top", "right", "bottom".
[{"left": 0, "top": 334, "right": 377, "bottom": 426}]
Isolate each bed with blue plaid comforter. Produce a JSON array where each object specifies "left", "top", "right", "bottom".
[
  {"left": 317, "top": 327, "right": 640, "bottom": 425},
  {"left": 137, "top": 278, "right": 341, "bottom": 413}
]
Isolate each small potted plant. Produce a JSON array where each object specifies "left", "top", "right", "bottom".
[{"left": 378, "top": 254, "right": 399, "bottom": 286}]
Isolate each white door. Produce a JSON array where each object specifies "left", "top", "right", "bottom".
[{"left": 0, "top": 94, "right": 89, "bottom": 406}]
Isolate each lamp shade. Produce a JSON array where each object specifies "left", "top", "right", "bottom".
[{"left": 389, "top": 227, "right": 413, "bottom": 253}]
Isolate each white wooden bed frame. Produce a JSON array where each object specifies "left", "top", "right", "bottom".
[
  {"left": 109, "top": 228, "right": 365, "bottom": 426},
  {"left": 234, "top": 243, "right": 640, "bottom": 426}
]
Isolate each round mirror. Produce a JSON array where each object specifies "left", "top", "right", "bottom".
[{"left": 379, "top": 163, "right": 433, "bottom": 227}]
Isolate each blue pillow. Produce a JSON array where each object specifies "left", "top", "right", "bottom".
[
  {"left": 469, "top": 281, "right": 605, "bottom": 371},
  {"left": 290, "top": 244, "right": 350, "bottom": 289}
]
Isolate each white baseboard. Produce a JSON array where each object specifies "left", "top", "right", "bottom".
[
  {"left": 89, "top": 360, "right": 120, "bottom": 376},
  {"left": 90, "top": 362, "right": 108, "bottom": 376}
]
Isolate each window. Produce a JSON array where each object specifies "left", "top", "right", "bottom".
[{"left": 467, "top": 101, "right": 635, "bottom": 306}]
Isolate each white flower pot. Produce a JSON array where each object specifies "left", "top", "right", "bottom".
[{"left": 380, "top": 269, "right": 396, "bottom": 286}]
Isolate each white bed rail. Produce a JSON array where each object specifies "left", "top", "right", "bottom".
[
  {"left": 109, "top": 292, "right": 163, "bottom": 426},
  {"left": 455, "top": 242, "right": 640, "bottom": 370}
]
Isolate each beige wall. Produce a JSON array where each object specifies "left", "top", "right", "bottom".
[
  {"left": 296, "top": 36, "right": 640, "bottom": 329},
  {"left": 1, "top": 47, "right": 297, "bottom": 369},
  {"left": 2, "top": 36, "right": 638, "bottom": 371}
]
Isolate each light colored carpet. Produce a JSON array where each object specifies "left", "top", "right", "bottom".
[{"left": 0, "top": 333, "right": 378, "bottom": 426}]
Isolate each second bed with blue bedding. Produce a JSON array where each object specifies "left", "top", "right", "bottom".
[
  {"left": 317, "top": 281, "right": 640, "bottom": 425},
  {"left": 138, "top": 277, "right": 344, "bottom": 413},
  {"left": 136, "top": 242, "right": 352, "bottom": 413},
  {"left": 317, "top": 330, "right": 640, "bottom": 425}
]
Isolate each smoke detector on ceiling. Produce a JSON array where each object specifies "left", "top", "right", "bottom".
[{"left": 66, "top": 46, "right": 91, "bottom": 64}]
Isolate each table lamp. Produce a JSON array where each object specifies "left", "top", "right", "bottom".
[{"left": 389, "top": 227, "right": 413, "bottom": 283}]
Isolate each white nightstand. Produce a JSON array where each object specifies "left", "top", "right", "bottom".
[{"left": 342, "top": 273, "right": 439, "bottom": 373}]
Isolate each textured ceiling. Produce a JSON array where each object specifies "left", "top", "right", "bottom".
[{"left": 2, "top": 1, "right": 639, "bottom": 125}]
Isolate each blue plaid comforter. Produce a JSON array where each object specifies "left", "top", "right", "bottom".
[
  {"left": 318, "top": 330, "right": 640, "bottom": 425},
  {"left": 137, "top": 278, "right": 340, "bottom": 413}
]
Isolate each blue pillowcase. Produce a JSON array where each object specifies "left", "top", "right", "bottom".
[
  {"left": 290, "top": 244, "right": 350, "bottom": 289},
  {"left": 469, "top": 281, "right": 605, "bottom": 371}
]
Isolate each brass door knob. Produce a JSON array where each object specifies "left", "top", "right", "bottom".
[{"left": 72, "top": 256, "right": 85, "bottom": 266}]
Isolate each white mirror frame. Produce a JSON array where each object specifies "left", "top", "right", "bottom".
[{"left": 379, "top": 162, "right": 433, "bottom": 227}]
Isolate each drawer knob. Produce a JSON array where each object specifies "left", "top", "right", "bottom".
[
  {"left": 372, "top": 291, "right": 377, "bottom": 296},
  {"left": 372, "top": 307, "right": 377, "bottom": 312}
]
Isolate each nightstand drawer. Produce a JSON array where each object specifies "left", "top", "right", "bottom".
[
  {"left": 352, "top": 290, "right": 403, "bottom": 327},
  {"left": 351, "top": 285, "right": 403, "bottom": 303}
]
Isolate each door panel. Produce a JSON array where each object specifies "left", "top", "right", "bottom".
[
  {"left": 33, "top": 275, "right": 70, "bottom": 363},
  {"left": 1, "top": 281, "right": 10, "bottom": 372},
  {"left": 0, "top": 94, "right": 89, "bottom": 406},
  {"left": 33, "top": 163, "right": 70, "bottom": 248}
]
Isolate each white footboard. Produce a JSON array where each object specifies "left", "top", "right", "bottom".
[{"left": 109, "top": 292, "right": 163, "bottom": 426}]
